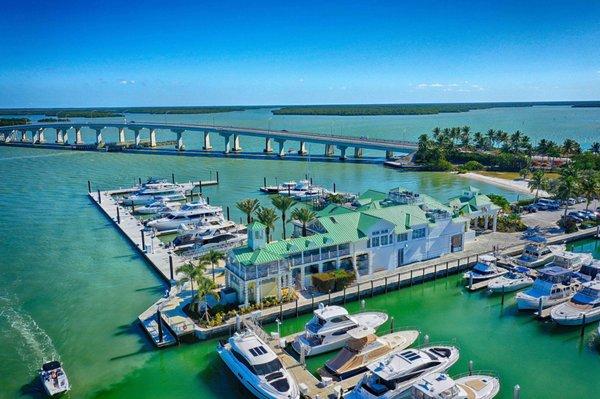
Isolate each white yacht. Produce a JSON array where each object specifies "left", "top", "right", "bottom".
[
  {"left": 545, "top": 247, "right": 593, "bottom": 272},
  {"left": 516, "top": 266, "right": 583, "bottom": 310},
  {"left": 172, "top": 221, "right": 246, "bottom": 250},
  {"left": 39, "top": 360, "right": 70, "bottom": 396},
  {"left": 551, "top": 277, "right": 600, "bottom": 325},
  {"left": 279, "top": 180, "right": 311, "bottom": 196},
  {"left": 397, "top": 372, "right": 499, "bottom": 399},
  {"left": 293, "top": 186, "right": 327, "bottom": 202},
  {"left": 291, "top": 304, "right": 388, "bottom": 357},
  {"left": 487, "top": 266, "right": 534, "bottom": 293},
  {"left": 514, "top": 242, "right": 557, "bottom": 268},
  {"left": 579, "top": 260, "right": 600, "bottom": 281},
  {"left": 135, "top": 199, "right": 178, "bottom": 215},
  {"left": 217, "top": 330, "right": 299, "bottom": 399},
  {"left": 463, "top": 255, "right": 508, "bottom": 283},
  {"left": 121, "top": 180, "right": 191, "bottom": 205},
  {"left": 345, "top": 346, "right": 460, "bottom": 399},
  {"left": 320, "top": 326, "right": 419, "bottom": 381},
  {"left": 146, "top": 200, "right": 224, "bottom": 231}
]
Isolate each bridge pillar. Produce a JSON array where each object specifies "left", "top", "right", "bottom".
[
  {"left": 30, "top": 129, "right": 39, "bottom": 144},
  {"left": 277, "top": 139, "right": 286, "bottom": 157},
  {"left": 338, "top": 145, "right": 348, "bottom": 160},
  {"left": 385, "top": 150, "right": 395, "bottom": 160},
  {"left": 55, "top": 128, "right": 63, "bottom": 144},
  {"left": 325, "top": 144, "right": 335, "bottom": 157},
  {"left": 222, "top": 133, "right": 232, "bottom": 154},
  {"left": 62, "top": 128, "right": 69, "bottom": 144},
  {"left": 203, "top": 131, "right": 212, "bottom": 150},
  {"left": 74, "top": 127, "right": 84, "bottom": 144},
  {"left": 263, "top": 137, "right": 273, "bottom": 153},
  {"left": 298, "top": 141, "right": 307, "bottom": 155},
  {"left": 20, "top": 129, "right": 29, "bottom": 142},
  {"left": 173, "top": 129, "right": 185, "bottom": 151},
  {"left": 133, "top": 128, "right": 141, "bottom": 147},
  {"left": 149, "top": 129, "right": 157, "bottom": 147},
  {"left": 95, "top": 128, "right": 103, "bottom": 145},
  {"left": 0, "top": 132, "right": 5, "bottom": 142},
  {"left": 118, "top": 127, "right": 126, "bottom": 144},
  {"left": 232, "top": 133, "right": 242, "bottom": 152},
  {"left": 37, "top": 128, "right": 45, "bottom": 143}
]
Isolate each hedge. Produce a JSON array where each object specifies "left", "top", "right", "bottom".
[{"left": 312, "top": 269, "right": 356, "bottom": 293}]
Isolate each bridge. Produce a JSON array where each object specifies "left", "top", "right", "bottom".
[{"left": 0, "top": 121, "right": 418, "bottom": 160}]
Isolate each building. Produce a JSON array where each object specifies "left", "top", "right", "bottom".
[
  {"left": 225, "top": 187, "right": 483, "bottom": 306},
  {"left": 447, "top": 186, "right": 500, "bottom": 232}
]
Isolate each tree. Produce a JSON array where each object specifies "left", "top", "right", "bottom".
[
  {"left": 271, "top": 194, "right": 296, "bottom": 240},
  {"left": 176, "top": 262, "right": 203, "bottom": 293},
  {"left": 528, "top": 170, "right": 548, "bottom": 199},
  {"left": 473, "top": 132, "right": 487, "bottom": 150},
  {"left": 562, "top": 139, "right": 581, "bottom": 156},
  {"left": 196, "top": 275, "right": 219, "bottom": 321},
  {"left": 518, "top": 167, "right": 531, "bottom": 180},
  {"left": 200, "top": 250, "right": 226, "bottom": 283},
  {"left": 486, "top": 129, "right": 496, "bottom": 148},
  {"left": 591, "top": 142, "right": 600, "bottom": 154},
  {"left": 255, "top": 206, "right": 279, "bottom": 242},
  {"left": 460, "top": 126, "right": 471, "bottom": 148},
  {"left": 579, "top": 170, "right": 599, "bottom": 210},
  {"left": 236, "top": 198, "right": 260, "bottom": 224},
  {"left": 291, "top": 207, "right": 317, "bottom": 237},
  {"left": 553, "top": 165, "right": 580, "bottom": 218}
]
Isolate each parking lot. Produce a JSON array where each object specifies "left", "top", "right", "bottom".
[{"left": 520, "top": 200, "right": 599, "bottom": 229}]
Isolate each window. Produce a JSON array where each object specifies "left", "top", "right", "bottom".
[
  {"left": 304, "top": 264, "right": 319, "bottom": 275},
  {"left": 397, "top": 233, "right": 408, "bottom": 242},
  {"left": 381, "top": 235, "right": 389, "bottom": 246},
  {"left": 371, "top": 236, "right": 380, "bottom": 247},
  {"left": 412, "top": 228, "right": 426, "bottom": 239}
]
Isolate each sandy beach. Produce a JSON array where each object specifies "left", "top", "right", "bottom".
[{"left": 459, "top": 172, "right": 549, "bottom": 197}]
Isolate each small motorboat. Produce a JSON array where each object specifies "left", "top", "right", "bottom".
[
  {"left": 217, "top": 330, "right": 299, "bottom": 399},
  {"left": 319, "top": 326, "right": 419, "bottom": 381},
  {"left": 463, "top": 255, "right": 508, "bottom": 283},
  {"left": 516, "top": 266, "right": 583, "bottom": 310},
  {"left": 291, "top": 304, "right": 388, "bottom": 357},
  {"left": 397, "top": 372, "right": 500, "bottom": 399},
  {"left": 39, "top": 360, "right": 70, "bottom": 396},
  {"left": 513, "top": 240, "right": 557, "bottom": 268},
  {"left": 487, "top": 266, "right": 534, "bottom": 293},
  {"left": 345, "top": 346, "right": 460, "bottom": 399},
  {"left": 551, "top": 277, "right": 600, "bottom": 325},
  {"left": 545, "top": 247, "right": 594, "bottom": 272}
]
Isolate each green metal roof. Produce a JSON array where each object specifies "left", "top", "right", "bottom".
[
  {"left": 358, "top": 189, "right": 388, "bottom": 202},
  {"left": 247, "top": 221, "right": 266, "bottom": 231}
]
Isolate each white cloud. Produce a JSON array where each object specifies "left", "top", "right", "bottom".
[
  {"left": 415, "top": 82, "right": 484, "bottom": 92},
  {"left": 119, "top": 80, "right": 136, "bottom": 85}
]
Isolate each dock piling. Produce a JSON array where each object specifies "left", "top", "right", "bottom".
[
  {"left": 501, "top": 286, "right": 505, "bottom": 305},
  {"left": 343, "top": 287, "right": 347, "bottom": 304},
  {"left": 423, "top": 334, "right": 430, "bottom": 345},
  {"left": 370, "top": 280, "right": 374, "bottom": 297},
  {"left": 216, "top": 171, "right": 219, "bottom": 183},
  {"left": 116, "top": 206, "right": 121, "bottom": 224},
  {"left": 171, "top": 173, "right": 175, "bottom": 184},
  {"left": 360, "top": 299, "right": 366, "bottom": 311},
  {"left": 580, "top": 313, "right": 586, "bottom": 337},
  {"left": 169, "top": 255, "right": 174, "bottom": 280},
  {"left": 199, "top": 180, "right": 202, "bottom": 193},
  {"left": 385, "top": 277, "right": 388, "bottom": 293},
  {"left": 156, "top": 309, "right": 163, "bottom": 343},
  {"left": 295, "top": 299, "right": 298, "bottom": 317},
  {"left": 390, "top": 316, "right": 394, "bottom": 333},
  {"left": 469, "top": 274, "right": 473, "bottom": 290},
  {"left": 207, "top": 196, "right": 210, "bottom": 204},
  {"left": 311, "top": 294, "right": 314, "bottom": 310},
  {"left": 328, "top": 290, "right": 332, "bottom": 305},
  {"left": 263, "top": 177, "right": 267, "bottom": 188},
  {"left": 87, "top": 180, "right": 91, "bottom": 193},
  {"left": 138, "top": 177, "right": 141, "bottom": 185},
  {"left": 141, "top": 229, "right": 146, "bottom": 251},
  {"left": 537, "top": 297, "right": 544, "bottom": 318},
  {"left": 97, "top": 189, "right": 101, "bottom": 204},
  {"left": 226, "top": 206, "right": 230, "bottom": 221},
  {"left": 468, "top": 360, "right": 473, "bottom": 376},
  {"left": 333, "top": 182, "right": 336, "bottom": 193},
  {"left": 513, "top": 385, "right": 521, "bottom": 399}
]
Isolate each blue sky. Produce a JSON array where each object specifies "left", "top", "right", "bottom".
[{"left": 1, "top": 0, "right": 599, "bottom": 107}]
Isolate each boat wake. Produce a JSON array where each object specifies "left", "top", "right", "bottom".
[
  {"left": 0, "top": 151, "right": 80, "bottom": 162},
  {"left": 0, "top": 295, "right": 59, "bottom": 373}
]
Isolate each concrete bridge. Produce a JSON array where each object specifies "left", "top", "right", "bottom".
[{"left": 0, "top": 121, "right": 418, "bottom": 160}]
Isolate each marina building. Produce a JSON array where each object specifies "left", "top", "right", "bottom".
[{"left": 225, "top": 187, "right": 494, "bottom": 306}]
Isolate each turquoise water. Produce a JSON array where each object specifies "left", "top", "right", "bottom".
[{"left": 0, "top": 106, "right": 599, "bottom": 398}]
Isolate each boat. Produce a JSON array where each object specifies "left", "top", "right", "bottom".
[
  {"left": 487, "top": 266, "right": 534, "bottom": 293},
  {"left": 180, "top": 232, "right": 247, "bottom": 257},
  {"left": 217, "top": 330, "right": 299, "bottom": 399},
  {"left": 513, "top": 241, "right": 557, "bottom": 268},
  {"left": 279, "top": 180, "right": 313, "bottom": 196},
  {"left": 146, "top": 199, "right": 224, "bottom": 231},
  {"left": 172, "top": 221, "right": 247, "bottom": 250},
  {"left": 551, "top": 277, "right": 600, "bottom": 325},
  {"left": 397, "top": 372, "right": 500, "bottom": 399},
  {"left": 319, "top": 326, "right": 419, "bottom": 381},
  {"left": 515, "top": 266, "right": 583, "bottom": 310},
  {"left": 293, "top": 186, "right": 328, "bottom": 201},
  {"left": 576, "top": 259, "right": 600, "bottom": 281},
  {"left": 120, "top": 179, "right": 191, "bottom": 205},
  {"left": 463, "top": 255, "right": 508, "bottom": 283},
  {"left": 291, "top": 304, "right": 388, "bottom": 357},
  {"left": 135, "top": 199, "right": 179, "bottom": 215},
  {"left": 545, "top": 247, "right": 593, "bottom": 272},
  {"left": 345, "top": 346, "right": 460, "bottom": 399},
  {"left": 39, "top": 360, "right": 70, "bottom": 396}
]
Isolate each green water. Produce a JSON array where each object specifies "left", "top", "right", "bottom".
[{"left": 0, "top": 142, "right": 598, "bottom": 397}]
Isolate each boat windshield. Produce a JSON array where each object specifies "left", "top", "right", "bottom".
[{"left": 253, "top": 358, "right": 283, "bottom": 375}]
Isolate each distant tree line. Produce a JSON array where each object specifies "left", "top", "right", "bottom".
[
  {"left": 0, "top": 106, "right": 258, "bottom": 117},
  {"left": 0, "top": 118, "right": 29, "bottom": 126},
  {"left": 37, "top": 118, "right": 70, "bottom": 122}
]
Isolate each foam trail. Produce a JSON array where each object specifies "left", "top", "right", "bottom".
[{"left": 0, "top": 152, "right": 80, "bottom": 162}]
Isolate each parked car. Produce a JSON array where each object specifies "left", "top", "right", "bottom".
[
  {"left": 576, "top": 196, "right": 586, "bottom": 203},
  {"left": 568, "top": 210, "right": 588, "bottom": 220},
  {"left": 581, "top": 210, "right": 600, "bottom": 220},
  {"left": 566, "top": 214, "right": 583, "bottom": 223},
  {"left": 524, "top": 204, "right": 538, "bottom": 213}
]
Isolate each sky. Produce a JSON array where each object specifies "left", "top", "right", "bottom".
[{"left": 0, "top": 0, "right": 599, "bottom": 108}]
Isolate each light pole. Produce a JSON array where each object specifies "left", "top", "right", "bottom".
[
  {"left": 164, "top": 110, "right": 171, "bottom": 124},
  {"left": 268, "top": 117, "right": 273, "bottom": 132}
]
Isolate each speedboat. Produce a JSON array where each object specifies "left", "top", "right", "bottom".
[
  {"left": 487, "top": 266, "right": 534, "bottom": 293},
  {"left": 146, "top": 199, "right": 224, "bottom": 231},
  {"left": 545, "top": 247, "right": 593, "bottom": 272},
  {"left": 172, "top": 221, "right": 246, "bottom": 250},
  {"left": 135, "top": 199, "right": 178, "bottom": 215},
  {"left": 516, "top": 266, "right": 583, "bottom": 310},
  {"left": 463, "top": 255, "right": 508, "bottom": 283},
  {"left": 345, "top": 346, "right": 460, "bottom": 399},
  {"left": 217, "top": 330, "right": 299, "bottom": 399},
  {"left": 551, "top": 277, "right": 600, "bottom": 325},
  {"left": 291, "top": 304, "right": 388, "bottom": 357},
  {"left": 120, "top": 179, "right": 190, "bottom": 205},
  {"left": 514, "top": 241, "right": 557, "bottom": 268},
  {"left": 397, "top": 372, "right": 500, "bottom": 399},
  {"left": 319, "top": 326, "right": 419, "bottom": 381},
  {"left": 39, "top": 360, "right": 70, "bottom": 396}
]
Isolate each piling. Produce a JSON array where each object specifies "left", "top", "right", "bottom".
[
  {"left": 360, "top": 299, "right": 366, "bottom": 311},
  {"left": 357, "top": 283, "right": 361, "bottom": 299},
  {"left": 169, "top": 255, "right": 174, "bottom": 280},
  {"left": 207, "top": 196, "right": 210, "bottom": 204},
  {"left": 513, "top": 385, "right": 521, "bottom": 399},
  {"left": 390, "top": 316, "right": 395, "bottom": 333},
  {"left": 138, "top": 177, "right": 142, "bottom": 185},
  {"left": 295, "top": 299, "right": 298, "bottom": 317},
  {"left": 171, "top": 173, "right": 175, "bottom": 184},
  {"left": 311, "top": 295, "right": 315, "bottom": 310},
  {"left": 226, "top": 206, "right": 230, "bottom": 221},
  {"left": 279, "top": 301, "right": 283, "bottom": 320},
  {"left": 423, "top": 334, "right": 430, "bottom": 346},
  {"left": 116, "top": 206, "right": 121, "bottom": 224},
  {"left": 468, "top": 360, "right": 474, "bottom": 376},
  {"left": 216, "top": 171, "right": 219, "bottom": 183},
  {"left": 87, "top": 180, "right": 91, "bottom": 193},
  {"left": 310, "top": 177, "right": 313, "bottom": 185},
  {"left": 410, "top": 270, "right": 413, "bottom": 286},
  {"left": 156, "top": 309, "right": 163, "bottom": 343},
  {"left": 445, "top": 261, "right": 449, "bottom": 277},
  {"left": 580, "top": 314, "right": 586, "bottom": 337},
  {"left": 333, "top": 183, "right": 336, "bottom": 193},
  {"left": 132, "top": 203, "right": 135, "bottom": 213},
  {"left": 328, "top": 290, "right": 332, "bottom": 305},
  {"left": 370, "top": 280, "right": 374, "bottom": 297},
  {"left": 199, "top": 180, "right": 203, "bottom": 193},
  {"left": 469, "top": 274, "right": 473, "bottom": 290},
  {"left": 263, "top": 177, "right": 267, "bottom": 188},
  {"left": 141, "top": 229, "right": 146, "bottom": 251},
  {"left": 501, "top": 286, "right": 505, "bottom": 305},
  {"left": 385, "top": 277, "right": 388, "bottom": 293},
  {"left": 343, "top": 287, "right": 347, "bottom": 304},
  {"left": 538, "top": 297, "right": 544, "bottom": 318},
  {"left": 97, "top": 189, "right": 101, "bottom": 203}
]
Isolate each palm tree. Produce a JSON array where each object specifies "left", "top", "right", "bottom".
[
  {"left": 200, "top": 250, "right": 226, "bottom": 282},
  {"left": 528, "top": 170, "right": 548, "bottom": 199},
  {"left": 176, "top": 262, "right": 203, "bottom": 292},
  {"left": 460, "top": 126, "right": 471, "bottom": 149},
  {"left": 518, "top": 167, "right": 530, "bottom": 180},
  {"left": 431, "top": 127, "right": 441, "bottom": 142},
  {"left": 236, "top": 198, "right": 260, "bottom": 224},
  {"left": 497, "top": 130, "right": 509, "bottom": 148},
  {"left": 255, "top": 206, "right": 279, "bottom": 242},
  {"left": 291, "top": 207, "right": 317, "bottom": 237},
  {"left": 196, "top": 275, "right": 219, "bottom": 321},
  {"left": 473, "top": 132, "right": 486, "bottom": 150},
  {"left": 591, "top": 142, "right": 600, "bottom": 154},
  {"left": 271, "top": 194, "right": 295, "bottom": 239},
  {"left": 486, "top": 129, "right": 496, "bottom": 148},
  {"left": 553, "top": 166, "right": 580, "bottom": 218},
  {"left": 562, "top": 139, "right": 581, "bottom": 156},
  {"left": 579, "top": 170, "right": 599, "bottom": 210}
]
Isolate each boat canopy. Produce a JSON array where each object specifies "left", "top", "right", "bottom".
[{"left": 42, "top": 361, "right": 61, "bottom": 371}]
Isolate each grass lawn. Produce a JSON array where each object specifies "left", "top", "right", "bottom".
[{"left": 475, "top": 170, "right": 560, "bottom": 180}]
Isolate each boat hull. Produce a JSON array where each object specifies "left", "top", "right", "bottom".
[
  {"left": 456, "top": 375, "right": 500, "bottom": 399},
  {"left": 551, "top": 307, "right": 600, "bottom": 325},
  {"left": 488, "top": 278, "right": 533, "bottom": 293}
]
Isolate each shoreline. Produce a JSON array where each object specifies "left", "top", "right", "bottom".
[{"left": 458, "top": 172, "right": 549, "bottom": 198}]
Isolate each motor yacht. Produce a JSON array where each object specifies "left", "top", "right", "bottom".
[
  {"left": 319, "top": 326, "right": 419, "bottom": 381},
  {"left": 397, "top": 372, "right": 499, "bottom": 399},
  {"left": 39, "top": 360, "right": 70, "bottom": 396},
  {"left": 487, "top": 266, "right": 534, "bottom": 293},
  {"left": 291, "top": 304, "right": 388, "bottom": 357},
  {"left": 577, "top": 259, "right": 600, "bottom": 281},
  {"left": 545, "top": 247, "right": 593, "bottom": 272},
  {"left": 146, "top": 200, "right": 224, "bottom": 231},
  {"left": 135, "top": 199, "right": 179, "bottom": 215},
  {"left": 516, "top": 266, "right": 583, "bottom": 310},
  {"left": 551, "top": 277, "right": 600, "bottom": 325},
  {"left": 463, "top": 255, "right": 508, "bottom": 283},
  {"left": 513, "top": 241, "right": 557, "bottom": 268},
  {"left": 279, "top": 180, "right": 311, "bottom": 196},
  {"left": 293, "top": 186, "right": 327, "bottom": 202},
  {"left": 345, "top": 346, "right": 460, "bottom": 399},
  {"left": 217, "top": 330, "right": 299, "bottom": 399},
  {"left": 181, "top": 232, "right": 247, "bottom": 257},
  {"left": 172, "top": 221, "right": 246, "bottom": 250},
  {"left": 121, "top": 180, "right": 191, "bottom": 205}
]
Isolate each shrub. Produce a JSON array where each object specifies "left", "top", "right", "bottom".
[
  {"left": 463, "top": 160, "right": 485, "bottom": 171},
  {"left": 312, "top": 269, "right": 356, "bottom": 293},
  {"left": 487, "top": 194, "right": 510, "bottom": 212},
  {"left": 558, "top": 217, "right": 578, "bottom": 233},
  {"left": 496, "top": 214, "right": 527, "bottom": 232}
]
